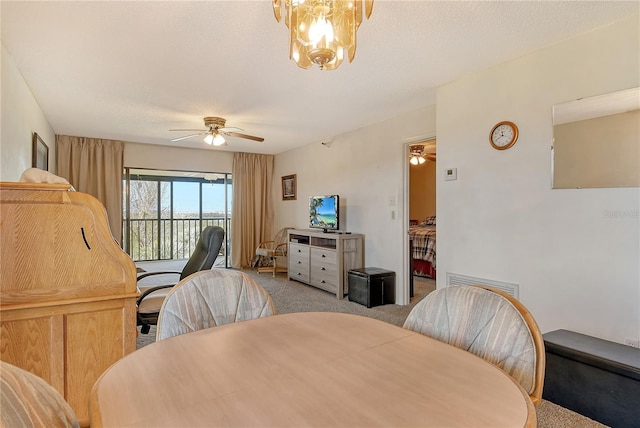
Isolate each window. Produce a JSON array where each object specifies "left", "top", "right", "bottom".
[{"left": 123, "top": 169, "right": 232, "bottom": 267}]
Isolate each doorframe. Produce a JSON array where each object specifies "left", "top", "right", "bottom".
[{"left": 401, "top": 135, "right": 437, "bottom": 305}]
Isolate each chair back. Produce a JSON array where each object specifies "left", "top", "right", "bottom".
[
  {"left": 0, "top": 362, "right": 79, "bottom": 428},
  {"left": 180, "top": 226, "right": 225, "bottom": 280},
  {"left": 403, "top": 285, "right": 545, "bottom": 406},
  {"left": 156, "top": 269, "right": 276, "bottom": 341},
  {"left": 273, "top": 227, "right": 291, "bottom": 250}
]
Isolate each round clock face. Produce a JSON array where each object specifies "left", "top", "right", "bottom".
[{"left": 490, "top": 121, "right": 518, "bottom": 150}]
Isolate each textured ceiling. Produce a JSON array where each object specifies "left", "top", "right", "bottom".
[{"left": 2, "top": 1, "right": 638, "bottom": 154}]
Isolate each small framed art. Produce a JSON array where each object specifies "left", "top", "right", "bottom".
[
  {"left": 32, "top": 132, "right": 49, "bottom": 171},
  {"left": 281, "top": 174, "right": 296, "bottom": 201}
]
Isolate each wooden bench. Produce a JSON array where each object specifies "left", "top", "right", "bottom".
[{"left": 543, "top": 329, "right": 640, "bottom": 427}]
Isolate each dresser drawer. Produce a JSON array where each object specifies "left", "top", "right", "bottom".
[
  {"left": 310, "top": 248, "right": 337, "bottom": 292},
  {"left": 289, "top": 244, "right": 310, "bottom": 283},
  {"left": 290, "top": 244, "right": 309, "bottom": 257},
  {"left": 311, "top": 248, "right": 337, "bottom": 265},
  {"left": 289, "top": 266, "right": 310, "bottom": 283},
  {"left": 289, "top": 255, "right": 309, "bottom": 271},
  {"left": 310, "top": 272, "right": 337, "bottom": 293},
  {"left": 310, "top": 262, "right": 338, "bottom": 281},
  {"left": 289, "top": 248, "right": 309, "bottom": 270}
]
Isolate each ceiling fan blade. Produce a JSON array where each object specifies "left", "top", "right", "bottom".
[
  {"left": 171, "top": 133, "right": 204, "bottom": 142},
  {"left": 224, "top": 131, "right": 264, "bottom": 142},
  {"left": 219, "top": 126, "right": 244, "bottom": 133},
  {"left": 169, "top": 128, "right": 207, "bottom": 132}
]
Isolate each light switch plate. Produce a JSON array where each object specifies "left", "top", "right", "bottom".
[{"left": 445, "top": 168, "right": 457, "bottom": 181}]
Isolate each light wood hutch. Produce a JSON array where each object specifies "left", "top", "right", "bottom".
[
  {"left": 288, "top": 229, "right": 363, "bottom": 299},
  {"left": 0, "top": 183, "right": 138, "bottom": 427}
]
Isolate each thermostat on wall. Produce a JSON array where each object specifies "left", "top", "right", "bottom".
[{"left": 444, "top": 168, "right": 457, "bottom": 181}]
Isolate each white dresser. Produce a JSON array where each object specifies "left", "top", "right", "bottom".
[{"left": 288, "top": 229, "right": 364, "bottom": 298}]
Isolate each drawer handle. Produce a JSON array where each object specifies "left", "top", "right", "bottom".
[
  {"left": 297, "top": 249, "right": 301, "bottom": 252},
  {"left": 321, "top": 267, "right": 326, "bottom": 270},
  {"left": 321, "top": 280, "right": 326, "bottom": 283},
  {"left": 297, "top": 272, "right": 301, "bottom": 276},
  {"left": 297, "top": 261, "right": 302, "bottom": 264},
  {"left": 321, "top": 254, "right": 326, "bottom": 258}
]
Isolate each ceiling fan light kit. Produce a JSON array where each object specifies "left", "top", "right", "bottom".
[
  {"left": 410, "top": 155, "right": 426, "bottom": 166},
  {"left": 213, "top": 133, "right": 226, "bottom": 146},
  {"left": 272, "top": 0, "right": 374, "bottom": 70},
  {"left": 409, "top": 144, "right": 436, "bottom": 165},
  {"left": 170, "top": 116, "right": 264, "bottom": 147},
  {"left": 409, "top": 145, "right": 425, "bottom": 165},
  {"left": 204, "top": 132, "right": 226, "bottom": 146}
]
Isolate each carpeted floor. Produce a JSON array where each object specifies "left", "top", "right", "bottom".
[{"left": 135, "top": 262, "right": 607, "bottom": 428}]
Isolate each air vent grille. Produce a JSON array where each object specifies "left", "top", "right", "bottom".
[{"left": 446, "top": 272, "right": 519, "bottom": 299}]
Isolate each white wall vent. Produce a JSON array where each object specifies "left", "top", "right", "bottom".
[{"left": 446, "top": 272, "right": 519, "bottom": 299}]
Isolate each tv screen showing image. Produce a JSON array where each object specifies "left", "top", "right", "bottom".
[{"left": 309, "top": 195, "right": 339, "bottom": 231}]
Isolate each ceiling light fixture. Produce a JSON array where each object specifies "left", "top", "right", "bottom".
[
  {"left": 409, "top": 145, "right": 426, "bottom": 165},
  {"left": 272, "top": 0, "right": 374, "bottom": 70},
  {"left": 212, "top": 133, "right": 226, "bottom": 146},
  {"left": 203, "top": 130, "right": 226, "bottom": 146}
]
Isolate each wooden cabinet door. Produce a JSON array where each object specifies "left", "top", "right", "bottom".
[{"left": 0, "top": 314, "right": 65, "bottom": 395}]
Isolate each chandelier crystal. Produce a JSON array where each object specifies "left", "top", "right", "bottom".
[{"left": 272, "top": 0, "right": 374, "bottom": 70}]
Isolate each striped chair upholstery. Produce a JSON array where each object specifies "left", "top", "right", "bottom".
[
  {"left": 156, "top": 269, "right": 276, "bottom": 341},
  {"left": 403, "top": 285, "right": 545, "bottom": 406},
  {"left": 0, "top": 362, "right": 79, "bottom": 428}
]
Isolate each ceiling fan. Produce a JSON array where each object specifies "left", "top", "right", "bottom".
[
  {"left": 170, "top": 117, "right": 264, "bottom": 146},
  {"left": 409, "top": 143, "right": 436, "bottom": 165}
]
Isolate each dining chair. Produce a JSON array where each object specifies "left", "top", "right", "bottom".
[
  {"left": 403, "top": 285, "right": 545, "bottom": 407},
  {"left": 0, "top": 361, "right": 79, "bottom": 428},
  {"left": 255, "top": 227, "right": 292, "bottom": 276},
  {"left": 137, "top": 225, "right": 225, "bottom": 334},
  {"left": 155, "top": 269, "right": 276, "bottom": 341}
]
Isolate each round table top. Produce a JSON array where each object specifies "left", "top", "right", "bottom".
[{"left": 91, "top": 312, "right": 535, "bottom": 428}]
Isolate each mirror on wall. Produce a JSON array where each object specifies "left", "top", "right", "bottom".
[{"left": 552, "top": 87, "right": 639, "bottom": 189}]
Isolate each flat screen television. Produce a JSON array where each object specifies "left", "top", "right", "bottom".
[{"left": 309, "top": 195, "right": 339, "bottom": 232}]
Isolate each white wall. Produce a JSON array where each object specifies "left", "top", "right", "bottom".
[
  {"left": 274, "top": 105, "right": 437, "bottom": 304},
  {"left": 437, "top": 15, "right": 639, "bottom": 344},
  {"left": 1, "top": 44, "right": 55, "bottom": 180}
]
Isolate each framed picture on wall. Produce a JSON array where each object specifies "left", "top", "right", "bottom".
[
  {"left": 282, "top": 174, "right": 296, "bottom": 201},
  {"left": 32, "top": 132, "right": 49, "bottom": 171}
]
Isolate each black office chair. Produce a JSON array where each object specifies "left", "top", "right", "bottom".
[{"left": 137, "top": 226, "right": 225, "bottom": 334}]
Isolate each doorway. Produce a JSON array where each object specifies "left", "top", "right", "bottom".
[
  {"left": 408, "top": 140, "right": 436, "bottom": 226},
  {"left": 405, "top": 139, "right": 437, "bottom": 301}
]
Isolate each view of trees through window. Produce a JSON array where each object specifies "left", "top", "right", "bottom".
[{"left": 123, "top": 169, "right": 231, "bottom": 264}]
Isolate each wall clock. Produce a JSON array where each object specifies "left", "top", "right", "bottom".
[{"left": 489, "top": 121, "right": 519, "bottom": 150}]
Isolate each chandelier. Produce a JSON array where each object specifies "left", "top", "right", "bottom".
[{"left": 272, "top": 0, "right": 374, "bottom": 70}]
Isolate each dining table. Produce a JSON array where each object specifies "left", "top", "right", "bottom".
[{"left": 90, "top": 312, "right": 536, "bottom": 427}]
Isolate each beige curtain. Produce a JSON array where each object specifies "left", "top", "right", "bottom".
[
  {"left": 231, "top": 153, "right": 274, "bottom": 268},
  {"left": 56, "top": 135, "right": 124, "bottom": 245}
]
